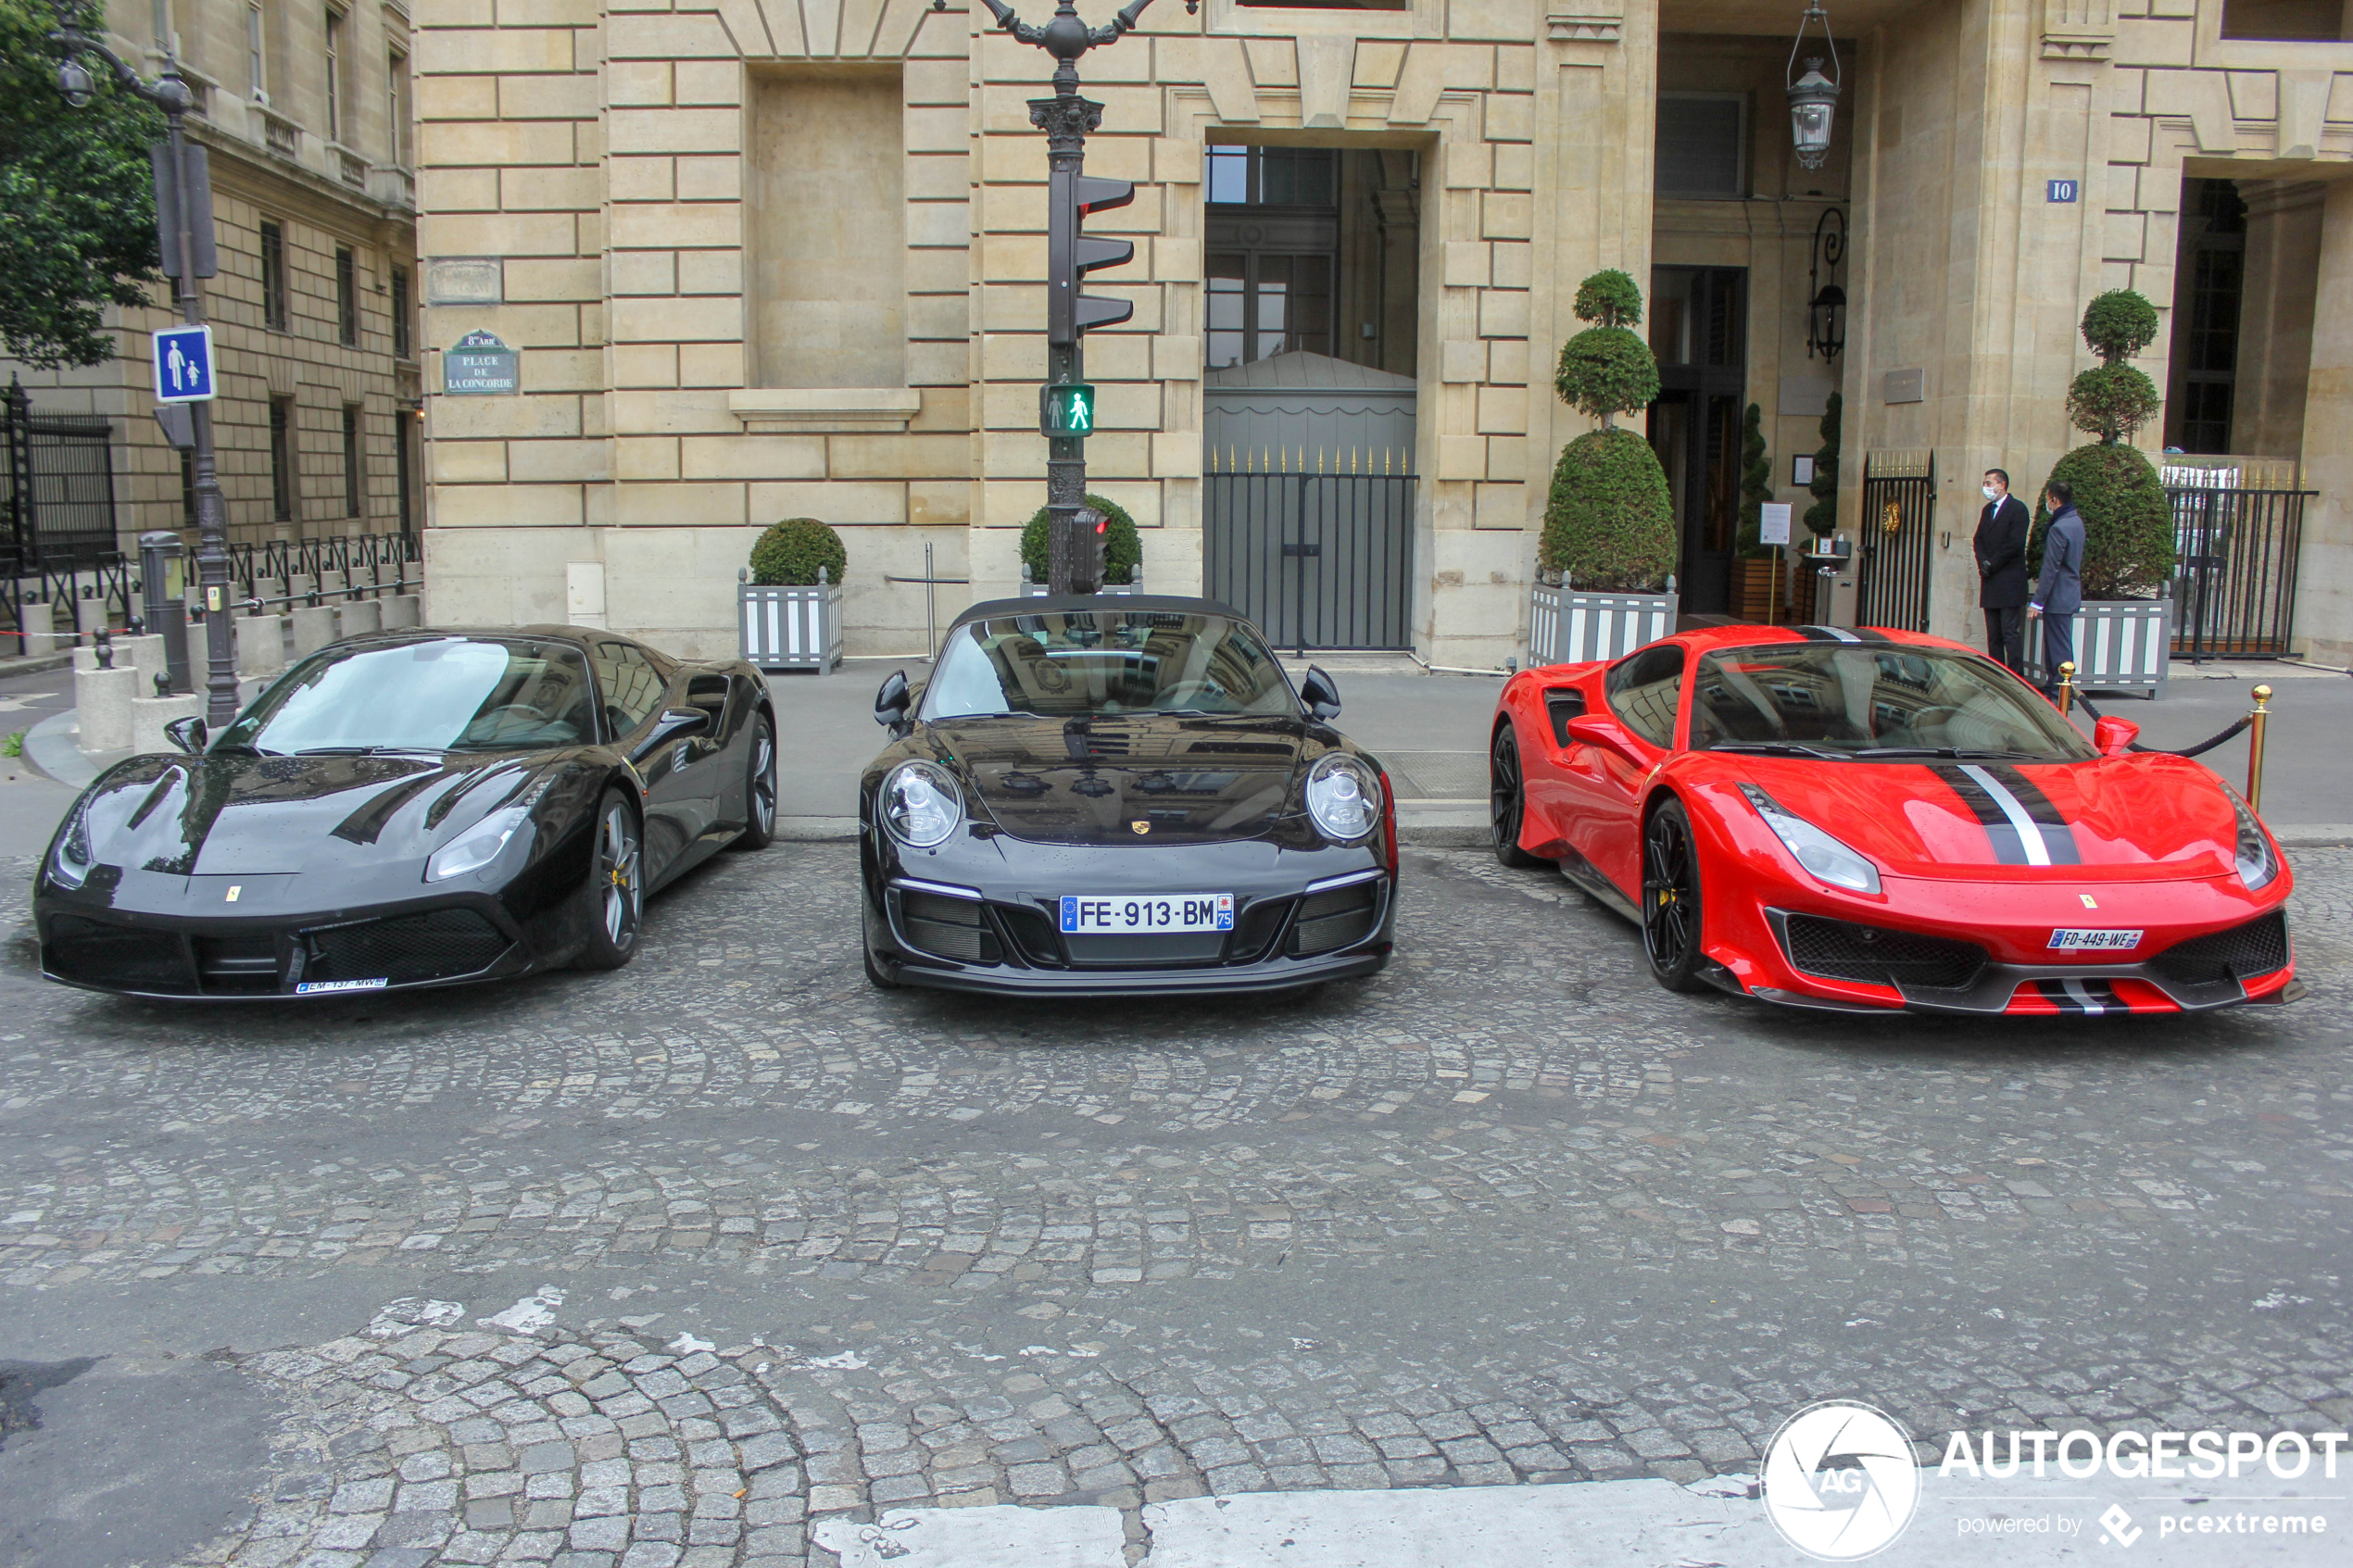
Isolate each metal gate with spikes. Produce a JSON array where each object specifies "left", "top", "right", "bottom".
[{"left": 1857, "top": 450, "right": 1935, "bottom": 633}]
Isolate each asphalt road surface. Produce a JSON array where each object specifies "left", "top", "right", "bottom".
[{"left": 0, "top": 836, "right": 2347, "bottom": 1566}]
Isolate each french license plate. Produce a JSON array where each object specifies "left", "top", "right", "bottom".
[
  {"left": 2047, "top": 928, "right": 2142, "bottom": 951},
  {"left": 296, "top": 977, "right": 388, "bottom": 995},
  {"left": 1060, "top": 894, "right": 1234, "bottom": 935}
]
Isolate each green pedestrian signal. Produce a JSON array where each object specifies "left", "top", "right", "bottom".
[{"left": 1040, "top": 383, "right": 1097, "bottom": 438}]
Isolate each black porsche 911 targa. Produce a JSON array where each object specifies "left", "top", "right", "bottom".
[
  {"left": 35, "top": 626, "right": 777, "bottom": 998},
  {"left": 859, "top": 595, "right": 1399, "bottom": 997}
]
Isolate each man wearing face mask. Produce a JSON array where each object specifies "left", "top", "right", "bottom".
[{"left": 1973, "top": 468, "right": 2031, "bottom": 671}]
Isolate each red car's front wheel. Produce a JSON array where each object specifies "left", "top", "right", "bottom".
[
  {"left": 1642, "top": 798, "right": 1708, "bottom": 992},
  {"left": 1490, "top": 726, "right": 1544, "bottom": 869}
]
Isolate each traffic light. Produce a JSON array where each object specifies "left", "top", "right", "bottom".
[
  {"left": 1039, "top": 383, "right": 1096, "bottom": 438},
  {"left": 1048, "top": 171, "right": 1135, "bottom": 345}
]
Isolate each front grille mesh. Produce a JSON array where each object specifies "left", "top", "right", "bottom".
[
  {"left": 45, "top": 915, "right": 195, "bottom": 993},
  {"left": 2150, "top": 911, "right": 2289, "bottom": 987},
  {"left": 1780, "top": 914, "right": 1986, "bottom": 991},
  {"left": 900, "top": 892, "right": 1001, "bottom": 965},
  {"left": 308, "top": 909, "right": 510, "bottom": 985},
  {"left": 1289, "top": 883, "right": 1379, "bottom": 958}
]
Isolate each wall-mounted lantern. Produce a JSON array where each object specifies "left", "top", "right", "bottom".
[
  {"left": 1807, "top": 206, "right": 1846, "bottom": 360},
  {"left": 1786, "top": 1, "right": 1841, "bottom": 170}
]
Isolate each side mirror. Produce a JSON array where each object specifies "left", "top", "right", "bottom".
[
  {"left": 1565, "top": 713, "right": 1648, "bottom": 766},
  {"left": 874, "top": 670, "right": 912, "bottom": 728},
  {"left": 163, "top": 715, "right": 208, "bottom": 755},
  {"left": 1300, "top": 665, "right": 1342, "bottom": 721},
  {"left": 2094, "top": 715, "right": 2141, "bottom": 756}
]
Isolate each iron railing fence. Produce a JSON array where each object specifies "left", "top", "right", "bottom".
[
  {"left": 1203, "top": 470, "right": 1416, "bottom": 652},
  {"left": 2165, "top": 485, "right": 2311, "bottom": 660}
]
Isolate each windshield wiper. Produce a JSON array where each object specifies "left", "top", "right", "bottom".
[
  {"left": 208, "top": 743, "right": 282, "bottom": 757},
  {"left": 295, "top": 745, "right": 430, "bottom": 756},
  {"left": 1862, "top": 747, "right": 2053, "bottom": 761},
  {"left": 1704, "top": 741, "right": 1852, "bottom": 760}
]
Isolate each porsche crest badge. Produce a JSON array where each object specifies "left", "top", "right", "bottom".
[{"left": 1131, "top": 821, "right": 1151, "bottom": 835}]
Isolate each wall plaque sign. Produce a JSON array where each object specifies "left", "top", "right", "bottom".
[{"left": 444, "top": 330, "right": 520, "bottom": 395}]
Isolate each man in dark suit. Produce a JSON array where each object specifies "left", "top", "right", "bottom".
[
  {"left": 2031, "top": 477, "right": 2087, "bottom": 698},
  {"left": 1973, "top": 468, "right": 2031, "bottom": 671}
]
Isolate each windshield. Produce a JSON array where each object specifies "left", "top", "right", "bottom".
[
  {"left": 215, "top": 637, "right": 600, "bottom": 755},
  {"left": 923, "top": 609, "right": 1296, "bottom": 720},
  {"left": 1692, "top": 643, "right": 2095, "bottom": 761}
]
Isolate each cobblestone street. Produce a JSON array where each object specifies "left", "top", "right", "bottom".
[{"left": 2, "top": 841, "right": 2348, "bottom": 1566}]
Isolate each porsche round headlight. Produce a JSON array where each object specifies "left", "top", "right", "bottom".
[
  {"left": 1305, "top": 754, "right": 1382, "bottom": 845},
  {"left": 881, "top": 760, "right": 963, "bottom": 848}
]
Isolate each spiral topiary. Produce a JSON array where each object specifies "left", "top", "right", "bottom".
[
  {"left": 1734, "top": 401, "right": 1774, "bottom": 558},
  {"left": 1803, "top": 392, "right": 1842, "bottom": 537},
  {"left": 1021, "top": 494, "right": 1141, "bottom": 585},
  {"left": 749, "top": 517, "right": 847, "bottom": 586},
  {"left": 1540, "top": 270, "right": 1678, "bottom": 590}
]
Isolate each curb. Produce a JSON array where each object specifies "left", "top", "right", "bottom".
[
  {"left": 0, "top": 651, "right": 74, "bottom": 680},
  {"left": 23, "top": 709, "right": 99, "bottom": 790}
]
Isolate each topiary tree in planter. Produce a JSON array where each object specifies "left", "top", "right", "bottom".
[
  {"left": 1539, "top": 270, "right": 1677, "bottom": 590},
  {"left": 1733, "top": 401, "right": 1774, "bottom": 558},
  {"left": 2032, "top": 289, "right": 2175, "bottom": 598},
  {"left": 1021, "top": 493, "right": 1141, "bottom": 585},
  {"left": 1803, "top": 392, "right": 1841, "bottom": 537},
  {"left": 749, "top": 517, "right": 848, "bottom": 585}
]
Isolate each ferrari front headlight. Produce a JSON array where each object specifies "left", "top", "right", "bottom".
[
  {"left": 48, "top": 804, "right": 94, "bottom": 890},
  {"left": 1305, "top": 754, "right": 1382, "bottom": 845},
  {"left": 1740, "top": 784, "right": 1881, "bottom": 895},
  {"left": 881, "top": 760, "right": 963, "bottom": 848},
  {"left": 426, "top": 805, "right": 532, "bottom": 883},
  {"left": 2231, "top": 792, "right": 2278, "bottom": 892}
]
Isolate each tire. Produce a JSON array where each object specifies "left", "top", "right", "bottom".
[
  {"left": 861, "top": 899, "right": 900, "bottom": 989},
  {"left": 1490, "top": 724, "right": 1545, "bottom": 868},
  {"left": 1641, "top": 797, "right": 1708, "bottom": 993},
  {"left": 730, "top": 710, "right": 777, "bottom": 851},
  {"left": 574, "top": 789, "right": 646, "bottom": 971}
]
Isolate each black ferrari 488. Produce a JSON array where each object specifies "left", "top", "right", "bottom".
[
  {"left": 34, "top": 626, "right": 777, "bottom": 999},
  {"left": 859, "top": 595, "right": 1399, "bottom": 997}
]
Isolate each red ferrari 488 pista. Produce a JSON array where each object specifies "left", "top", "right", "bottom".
[{"left": 1489, "top": 625, "right": 2300, "bottom": 1016}]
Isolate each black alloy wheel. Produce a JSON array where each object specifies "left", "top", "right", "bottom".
[
  {"left": 732, "top": 712, "right": 777, "bottom": 850},
  {"left": 1490, "top": 725, "right": 1543, "bottom": 868},
  {"left": 576, "top": 789, "right": 644, "bottom": 971},
  {"left": 1642, "top": 797, "right": 1707, "bottom": 992}
]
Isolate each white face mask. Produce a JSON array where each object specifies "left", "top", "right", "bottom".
[{"left": 1982, "top": 485, "right": 2001, "bottom": 501}]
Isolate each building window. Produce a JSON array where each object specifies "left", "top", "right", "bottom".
[
  {"left": 385, "top": 47, "right": 410, "bottom": 166},
  {"left": 259, "top": 220, "right": 289, "bottom": 330},
  {"left": 342, "top": 404, "right": 363, "bottom": 518},
  {"left": 324, "top": 6, "right": 345, "bottom": 142},
  {"left": 395, "top": 409, "right": 414, "bottom": 534},
  {"left": 336, "top": 245, "right": 359, "bottom": 346},
  {"left": 247, "top": 2, "right": 267, "bottom": 101},
  {"left": 1205, "top": 145, "right": 1340, "bottom": 369},
  {"left": 390, "top": 264, "right": 410, "bottom": 358},
  {"left": 269, "top": 396, "right": 297, "bottom": 523},
  {"left": 1655, "top": 94, "right": 1746, "bottom": 199}
]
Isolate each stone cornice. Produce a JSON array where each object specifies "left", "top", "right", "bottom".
[{"left": 727, "top": 389, "right": 923, "bottom": 433}]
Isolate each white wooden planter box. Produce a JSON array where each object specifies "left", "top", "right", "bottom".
[
  {"left": 740, "top": 579, "right": 843, "bottom": 672},
  {"left": 1529, "top": 576, "right": 1679, "bottom": 667},
  {"left": 2025, "top": 596, "right": 2171, "bottom": 694}
]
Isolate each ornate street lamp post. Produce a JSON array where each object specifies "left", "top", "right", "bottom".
[
  {"left": 934, "top": 0, "right": 1195, "bottom": 592},
  {"left": 1806, "top": 206, "right": 1846, "bottom": 360},
  {"left": 51, "top": 5, "right": 240, "bottom": 728},
  {"left": 1785, "top": 1, "right": 1841, "bottom": 172}
]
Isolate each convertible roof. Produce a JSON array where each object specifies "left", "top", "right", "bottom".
[{"left": 950, "top": 593, "right": 1253, "bottom": 626}]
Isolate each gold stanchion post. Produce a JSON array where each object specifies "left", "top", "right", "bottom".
[
  {"left": 2247, "top": 684, "right": 2271, "bottom": 812},
  {"left": 2057, "top": 660, "right": 2076, "bottom": 716}
]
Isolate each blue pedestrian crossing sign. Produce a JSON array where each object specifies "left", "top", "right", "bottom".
[{"left": 154, "top": 323, "right": 217, "bottom": 403}]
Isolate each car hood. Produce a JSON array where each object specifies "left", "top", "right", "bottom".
[
  {"left": 1703, "top": 752, "right": 2246, "bottom": 876},
  {"left": 925, "top": 715, "right": 1311, "bottom": 846},
  {"left": 72, "top": 749, "right": 568, "bottom": 877}
]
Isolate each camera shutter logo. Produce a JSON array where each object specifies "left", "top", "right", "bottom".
[{"left": 1761, "top": 1400, "right": 1921, "bottom": 1560}]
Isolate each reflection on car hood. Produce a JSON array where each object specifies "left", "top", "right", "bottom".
[
  {"left": 1712, "top": 752, "right": 2244, "bottom": 875},
  {"left": 75, "top": 749, "right": 559, "bottom": 877},
  {"left": 927, "top": 715, "right": 1307, "bottom": 846}
]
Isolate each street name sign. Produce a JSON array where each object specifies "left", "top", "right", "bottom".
[
  {"left": 153, "top": 323, "right": 216, "bottom": 403},
  {"left": 444, "top": 330, "right": 521, "bottom": 395}
]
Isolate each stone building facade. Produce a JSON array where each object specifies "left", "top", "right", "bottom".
[
  {"left": 410, "top": 0, "right": 2353, "bottom": 666},
  {"left": 5, "top": 0, "right": 422, "bottom": 553}
]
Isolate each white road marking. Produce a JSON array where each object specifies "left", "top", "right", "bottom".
[
  {"left": 478, "top": 1285, "right": 566, "bottom": 1335},
  {"left": 364, "top": 1297, "right": 464, "bottom": 1337}
]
